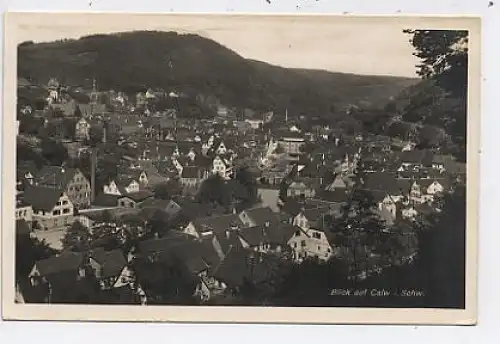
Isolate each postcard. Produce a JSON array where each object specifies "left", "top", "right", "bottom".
[{"left": 2, "top": 12, "right": 480, "bottom": 325}]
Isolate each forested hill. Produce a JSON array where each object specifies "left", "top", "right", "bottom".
[{"left": 18, "top": 30, "right": 417, "bottom": 117}]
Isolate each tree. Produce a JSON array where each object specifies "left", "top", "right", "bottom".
[
  {"left": 331, "top": 188, "right": 388, "bottom": 281},
  {"left": 40, "top": 138, "right": 69, "bottom": 166},
  {"left": 153, "top": 179, "right": 182, "bottom": 200},
  {"left": 62, "top": 117, "right": 77, "bottom": 140},
  {"left": 62, "top": 221, "right": 92, "bottom": 251},
  {"left": 413, "top": 184, "right": 466, "bottom": 308},
  {"left": 232, "top": 167, "right": 258, "bottom": 209},
  {"left": 196, "top": 174, "right": 231, "bottom": 207},
  {"left": 16, "top": 235, "right": 58, "bottom": 283},
  {"left": 404, "top": 29, "right": 468, "bottom": 161},
  {"left": 74, "top": 105, "right": 82, "bottom": 117},
  {"left": 87, "top": 126, "right": 104, "bottom": 146},
  {"left": 147, "top": 209, "right": 171, "bottom": 237},
  {"left": 17, "top": 140, "right": 46, "bottom": 168}
]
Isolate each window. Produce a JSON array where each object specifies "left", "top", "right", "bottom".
[
  {"left": 62, "top": 200, "right": 68, "bottom": 205},
  {"left": 56, "top": 201, "right": 61, "bottom": 206},
  {"left": 53, "top": 210, "right": 60, "bottom": 216},
  {"left": 295, "top": 230, "right": 301, "bottom": 237},
  {"left": 313, "top": 232, "right": 321, "bottom": 240},
  {"left": 301, "top": 240, "right": 306, "bottom": 247},
  {"left": 293, "top": 242, "right": 297, "bottom": 248},
  {"left": 63, "top": 208, "right": 70, "bottom": 214}
]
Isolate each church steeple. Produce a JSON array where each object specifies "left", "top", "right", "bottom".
[{"left": 90, "top": 78, "right": 98, "bottom": 104}]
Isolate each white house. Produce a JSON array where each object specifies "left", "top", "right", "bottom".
[
  {"left": 212, "top": 156, "right": 232, "bottom": 179},
  {"left": 287, "top": 227, "right": 334, "bottom": 263},
  {"left": 103, "top": 178, "right": 140, "bottom": 196},
  {"left": 23, "top": 186, "right": 75, "bottom": 231}
]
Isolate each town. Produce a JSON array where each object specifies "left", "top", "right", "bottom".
[{"left": 14, "top": 74, "right": 466, "bottom": 306}]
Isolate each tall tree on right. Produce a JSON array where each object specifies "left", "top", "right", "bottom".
[
  {"left": 414, "top": 184, "right": 466, "bottom": 308},
  {"left": 403, "top": 29, "right": 468, "bottom": 161}
]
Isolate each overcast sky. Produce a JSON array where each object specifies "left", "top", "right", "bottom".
[{"left": 14, "top": 14, "right": 423, "bottom": 78}]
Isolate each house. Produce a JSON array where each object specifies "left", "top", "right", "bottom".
[
  {"left": 238, "top": 206, "right": 279, "bottom": 227},
  {"left": 183, "top": 214, "right": 245, "bottom": 239},
  {"left": 75, "top": 117, "right": 91, "bottom": 141},
  {"left": 35, "top": 166, "right": 91, "bottom": 209},
  {"left": 103, "top": 177, "right": 141, "bottom": 196},
  {"left": 23, "top": 186, "right": 75, "bottom": 231},
  {"left": 88, "top": 248, "right": 128, "bottom": 290},
  {"left": 15, "top": 194, "right": 33, "bottom": 223},
  {"left": 28, "top": 251, "right": 86, "bottom": 302},
  {"left": 180, "top": 166, "right": 205, "bottom": 188},
  {"left": 397, "top": 150, "right": 433, "bottom": 171},
  {"left": 117, "top": 191, "right": 154, "bottom": 209},
  {"left": 287, "top": 181, "right": 316, "bottom": 199},
  {"left": 237, "top": 222, "right": 299, "bottom": 256},
  {"left": 244, "top": 118, "right": 264, "bottom": 129},
  {"left": 287, "top": 226, "right": 336, "bottom": 262},
  {"left": 277, "top": 132, "right": 305, "bottom": 159},
  {"left": 17, "top": 161, "right": 38, "bottom": 191},
  {"left": 409, "top": 178, "right": 449, "bottom": 204},
  {"left": 324, "top": 174, "right": 348, "bottom": 192},
  {"left": 212, "top": 155, "right": 233, "bottom": 180},
  {"left": 204, "top": 246, "right": 288, "bottom": 300}
]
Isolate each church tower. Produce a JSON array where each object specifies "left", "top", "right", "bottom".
[{"left": 90, "top": 78, "right": 98, "bottom": 104}]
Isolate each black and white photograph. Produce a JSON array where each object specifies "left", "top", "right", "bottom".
[{"left": 2, "top": 13, "right": 479, "bottom": 324}]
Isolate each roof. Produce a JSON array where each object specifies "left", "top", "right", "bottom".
[
  {"left": 362, "top": 172, "right": 403, "bottom": 195},
  {"left": 239, "top": 223, "right": 299, "bottom": 247},
  {"left": 35, "top": 166, "right": 82, "bottom": 190},
  {"left": 34, "top": 251, "right": 84, "bottom": 276},
  {"left": 93, "top": 193, "right": 119, "bottom": 207},
  {"left": 90, "top": 248, "right": 127, "bottom": 278},
  {"left": 191, "top": 214, "right": 244, "bottom": 235},
  {"left": 181, "top": 166, "right": 200, "bottom": 179},
  {"left": 242, "top": 206, "right": 279, "bottom": 226},
  {"left": 119, "top": 190, "right": 153, "bottom": 203},
  {"left": 398, "top": 150, "right": 432, "bottom": 164},
  {"left": 23, "top": 185, "right": 65, "bottom": 211},
  {"left": 137, "top": 232, "right": 196, "bottom": 256},
  {"left": 210, "top": 247, "right": 283, "bottom": 288}
]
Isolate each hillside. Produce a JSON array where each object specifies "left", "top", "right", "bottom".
[{"left": 18, "top": 30, "right": 418, "bottom": 118}]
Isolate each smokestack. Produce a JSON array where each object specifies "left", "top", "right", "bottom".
[
  {"left": 102, "top": 125, "right": 107, "bottom": 144},
  {"left": 91, "top": 148, "right": 97, "bottom": 203}
]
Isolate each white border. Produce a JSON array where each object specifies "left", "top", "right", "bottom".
[{"left": 2, "top": 12, "right": 480, "bottom": 326}]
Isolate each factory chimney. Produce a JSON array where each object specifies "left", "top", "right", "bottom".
[{"left": 90, "top": 148, "right": 97, "bottom": 203}]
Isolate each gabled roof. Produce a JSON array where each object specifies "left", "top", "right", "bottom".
[
  {"left": 119, "top": 190, "right": 153, "bottom": 203},
  {"left": 137, "top": 232, "right": 196, "bottom": 256},
  {"left": 93, "top": 193, "right": 119, "bottom": 207},
  {"left": 239, "top": 223, "right": 300, "bottom": 247},
  {"left": 397, "top": 150, "right": 431, "bottom": 164},
  {"left": 241, "top": 206, "right": 279, "bottom": 226},
  {"left": 210, "top": 247, "right": 283, "bottom": 288},
  {"left": 35, "top": 166, "right": 82, "bottom": 190},
  {"left": 23, "top": 185, "right": 65, "bottom": 211},
  {"left": 90, "top": 248, "right": 127, "bottom": 279},
  {"left": 34, "top": 251, "right": 84, "bottom": 276},
  {"left": 362, "top": 172, "right": 402, "bottom": 195},
  {"left": 191, "top": 214, "right": 244, "bottom": 235}
]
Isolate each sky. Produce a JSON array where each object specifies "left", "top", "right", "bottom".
[{"left": 13, "top": 14, "right": 423, "bottom": 78}]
